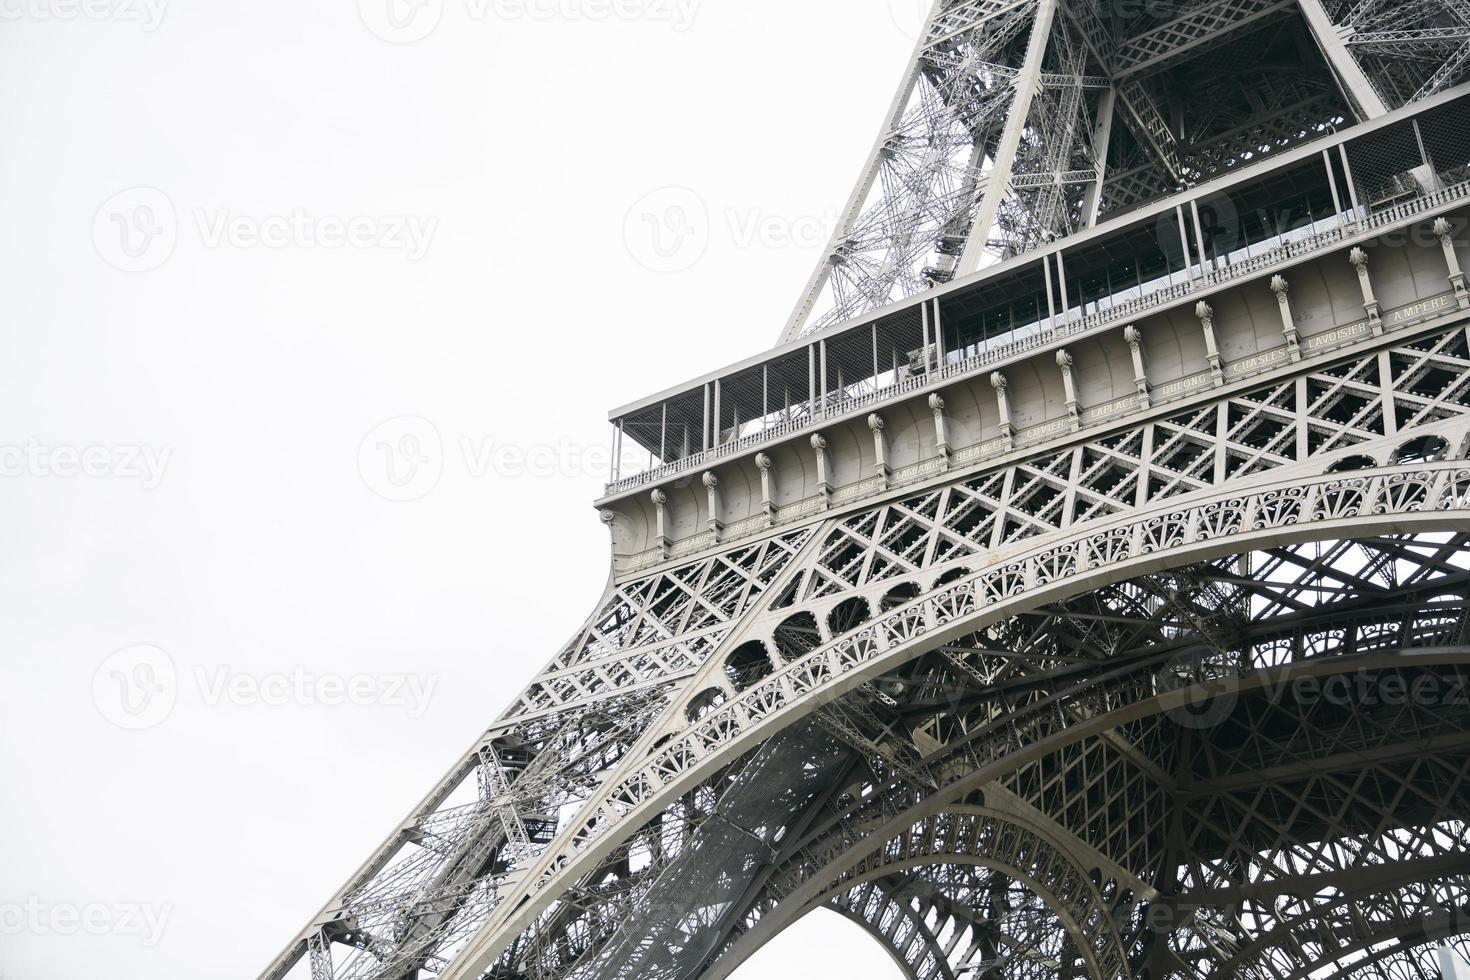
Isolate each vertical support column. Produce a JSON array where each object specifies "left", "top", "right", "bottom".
[
  {"left": 808, "top": 344, "right": 817, "bottom": 415},
  {"left": 1062, "top": 446, "right": 1082, "bottom": 528},
  {"left": 1194, "top": 302, "right": 1225, "bottom": 385},
  {"left": 1055, "top": 349, "right": 1080, "bottom": 431},
  {"left": 659, "top": 402, "right": 668, "bottom": 463},
  {"left": 1136, "top": 424, "right": 1154, "bottom": 508},
  {"left": 957, "top": 0, "right": 1059, "bottom": 276},
  {"left": 1214, "top": 402, "right": 1230, "bottom": 484},
  {"left": 701, "top": 384, "right": 711, "bottom": 452},
  {"left": 819, "top": 339, "right": 829, "bottom": 411},
  {"left": 713, "top": 379, "right": 722, "bottom": 447},
  {"left": 762, "top": 365, "right": 769, "bottom": 426},
  {"left": 1339, "top": 144, "right": 1365, "bottom": 227},
  {"left": 702, "top": 472, "right": 723, "bottom": 543},
  {"left": 1190, "top": 199, "right": 1210, "bottom": 277},
  {"left": 1349, "top": 246, "right": 1383, "bottom": 334},
  {"left": 1124, "top": 325, "right": 1151, "bottom": 407},
  {"left": 929, "top": 394, "right": 952, "bottom": 465},
  {"left": 1296, "top": 376, "right": 1310, "bottom": 461},
  {"left": 755, "top": 453, "right": 776, "bottom": 524},
  {"left": 1380, "top": 349, "right": 1399, "bottom": 436},
  {"left": 921, "top": 298, "right": 933, "bottom": 373},
  {"left": 1056, "top": 250, "right": 1071, "bottom": 325},
  {"left": 1323, "top": 149, "right": 1345, "bottom": 221},
  {"left": 1271, "top": 275, "right": 1301, "bottom": 361},
  {"left": 932, "top": 299, "right": 946, "bottom": 370},
  {"left": 869, "top": 414, "right": 891, "bottom": 485},
  {"left": 1176, "top": 206, "right": 1197, "bottom": 286},
  {"left": 1043, "top": 252, "right": 1058, "bottom": 330},
  {"left": 1434, "top": 216, "right": 1470, "bottom": 309},
  {"left": 811, "top": 434, "right": 832, "bottom": 508},
  {"left": 651, "top": 489, "right": 671, "bottom": 557},
  {"left": 990, "top": 373, "right": 1015, "bottom": 450}
]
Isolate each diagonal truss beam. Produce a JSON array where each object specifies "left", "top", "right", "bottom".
[
  {"left": 1298, "top": 0, "right": 1392, "bottom": 117},
  {"left": 956, "top": 0, "right": 1059, "bottom": 277}
]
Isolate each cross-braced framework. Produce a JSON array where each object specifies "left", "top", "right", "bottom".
[
  {"left": 705, "top": 535, "right": 1470, "bottom": 980},
  {"left": 265, "top": 2, "right": 1470, "bottom": 977},
  {"left": 780, "top": 0, "right": 1469, "bottom": 340},
  {"left": 270, "top": 305, "right": 1470, "bottom": 978}
]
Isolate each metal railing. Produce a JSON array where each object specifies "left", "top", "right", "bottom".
[{"left": 603, "top": 174, "right": 1470, "bottom": 499}]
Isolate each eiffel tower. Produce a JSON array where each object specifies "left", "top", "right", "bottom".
[{"left": 268, "top": 1, "right": 1470, "bottom": 977}]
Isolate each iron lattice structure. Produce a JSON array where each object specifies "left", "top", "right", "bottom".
[
  {"left": 781, "top": 0, "right": 1470, "bottom": 339},
  {"left": 267, "top": 3, "right": 1470, "bottom": 979}
]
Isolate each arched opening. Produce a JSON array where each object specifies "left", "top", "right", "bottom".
[
  {"left": 1394, "top": 434, "right": 1450, "bottom": 465},
  {"left": 935, "top": 566, "right": 970, "bottom": 588},
  {"left": 828, "top": 596, "right": 872, "bottom": 636},
  {"left": 685, "top": 688, "right": 726, "bottom": 723},
  {"left": 724, "top": 640, "right": 774, "bottom": 691},
  {"left": 728, "top": 907, "right": 905, "bottom": 980},
  {"left": 1328, "top": 454, "right": 1376, "bottom": 472},
  {"left": 773, "top": 611, "right": 822, "bottom": 663},
  {"left": 879, "top": 581, "right": 921, "bottom": 612}
]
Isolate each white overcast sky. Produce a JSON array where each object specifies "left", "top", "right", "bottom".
[{"left": 0, "top": 0, "right": 936, "bottom": 977}]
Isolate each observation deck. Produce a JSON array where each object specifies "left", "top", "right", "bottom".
[{"left": 597, "top": 85, "right": 1470, "bottom": 576}]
